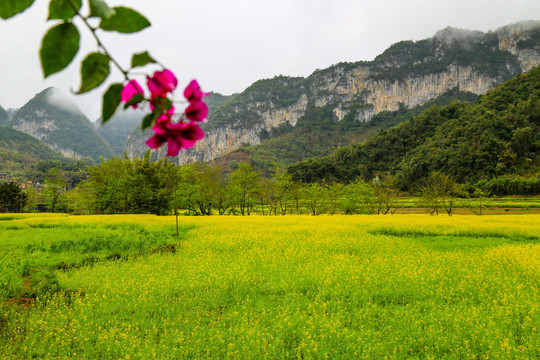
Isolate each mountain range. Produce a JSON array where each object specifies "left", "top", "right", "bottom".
[
  {"left": 0, "top": 21, "right": 539, "bottom": 181},
  {"left": 125, "top": 21, "right": 540, "bottom": 167}
]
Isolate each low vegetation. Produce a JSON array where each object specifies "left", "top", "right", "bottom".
[{"left": 0, "top": 214, "right": 538, "bottom": 359}]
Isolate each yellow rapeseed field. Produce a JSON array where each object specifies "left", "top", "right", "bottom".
[{"left": 1, "top": 214, "right": 539, "bottom": 359}]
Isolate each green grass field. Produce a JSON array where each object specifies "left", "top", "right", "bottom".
[{"left": 1, "top": 214, "right": 539, "bottom": 359}]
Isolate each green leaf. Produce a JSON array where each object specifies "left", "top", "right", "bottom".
[
  {"left": 131, "top": 51, "right": 156, "bottom": 68},
  {"left": 48, "top": 0, "right": 81, "bottom": 21},
  {"left": 77, "top": 52, "right": 110, "bottom": 94},
  {"left": 100, "top": 7, "right": 150, "bottom": 33},
  {"left": 89, "top": 0, "right": 115, "bottom": 19},
  {"left": 40, "top": 23, "right": 80, "bottom": 78},
  {"left": 102, "top": 83, "right": 123, "bottom": 123},
  {"left": 141, "top": 113, "right": 155, "bottom": 130},
  {"left": 0, "top": 0, "right": 35, "bottom": 19},
  {"left": 123, "top": 93, "right": 144, "bottom": 109},
  {"left": 152, "top": 97, "right": 173, "bottom": 112}
]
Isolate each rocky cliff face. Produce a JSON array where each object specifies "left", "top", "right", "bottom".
[{"left": 125, "top": 21, "right": 540, "bottom": 165}]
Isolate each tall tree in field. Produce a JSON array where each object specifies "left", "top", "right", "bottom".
[
  {"left": 44, "top": 168, "right": 67, "bottom": 212},
  {"left": 176, "top": 164, "right": 201, "bottom": 215},
  {"left": 192, "top": 163, "right": 224, "bottom": 216},
  {"left": 24, "top": 187, "right": 42, "bottom": 213},
  {"left": 211, "top": 166, "right": 232, "bottom": 215},
  {"left": 230, "top": 163, "right": 260, "bottom": 215},
  {"left": 289, "top": 181, "right": 304, "bottom": 214},
  {"left": 272, "top": 165, "right": 293, "bottom": 215},
  {"left": 303, "top": 182, "right": 327, "bottom": 216},
  {"left": 373, "top": 173, "right": 399, "bottom": 215},
  {"left": 420, "top": 171, "right": 461, "bottom": 215},
  {"left": 341, "top": 178, "right": 375, "bottom": 214},
  {"left": 257, "top": 177, "right": 276, "bottom": 215}
]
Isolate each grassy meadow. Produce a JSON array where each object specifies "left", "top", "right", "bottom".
[{"left": 0, "top": 213, "right": 539, "bottom": 359}]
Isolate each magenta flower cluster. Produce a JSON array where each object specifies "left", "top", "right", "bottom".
[{"left": 120, "top": 69, "right": 208, "bottom": 156}]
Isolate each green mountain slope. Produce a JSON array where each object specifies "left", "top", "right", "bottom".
[
  {"left": 11, "top": 88, "right": 114, "bottom": 161},
  {"left": 231, "top": 88, "right": 478, "bottom": 173},
  {"left": 0, "top": 125, "right": 65, "bottom": 178},
  {"left": 0, "top": 105, "right": 9, "bottom": 126},
  {"left": 288, "top": 66, "right": 540, "bottom": 188}
]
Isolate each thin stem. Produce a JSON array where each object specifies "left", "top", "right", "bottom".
[{"left": 67, "top": 0, "right": 129, "bottom": 80}]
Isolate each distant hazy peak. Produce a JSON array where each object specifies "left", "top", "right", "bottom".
[
  {"left": 433, "top": 27, "right": 485, "bottom": 45},
  {"left": 496, "top": 20, "right": 540, "bottom": 35},
  {"left": 39, "top": 87, "right": 82, "bottom": 115}
]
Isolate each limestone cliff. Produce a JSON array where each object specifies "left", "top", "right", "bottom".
[{"left": 125, "top": 21, "right": 540, "bottom": 165}]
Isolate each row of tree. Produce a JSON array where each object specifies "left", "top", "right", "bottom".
[{"left": 1, "top": 152, "right": 491, "bottom": 216}]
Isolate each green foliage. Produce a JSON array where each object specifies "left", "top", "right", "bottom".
[
  {"left": 474, "top": 175, "right": 540, "bottom": 196},
  {"left": 99, "top": 7, "right": 150, "bottom": 33},
  {"left": 48, "top": 0, "right": 81, "bottom": 21},
  {"left": 516, "top": 26, "right": 540, "bottom": 49},
  {"left": 229, "top": 163, "right": 260, "bottom": 215},
  {"left": 0, "top": 0, "right": 34, "bottom": 19},
  {"left": 204, "top": 92, "right": 234, "bottom": 114},
  {"left": 77, "top": 52, "right": 110, "bottom": 93},
  {"left": 40, "top": 23, "right": 80, "bottom": 78},
  {"left": 84, "top": 153, "right": 177, "bottom": 215},
  {"left": 288, "top": 67, "right": 540, "bottom": 195},
  {"left": 341, "top": 178, "right": 375, "bottom": 214},
  {"left": 89, "top": 0, "right": 115, "bottom": 19},
  {"left": 131, "top": 51, "right": 156, "bottom": 68},
  {"left": 101, "top": 83, "right": 123, "bottom": 123},
  {"left": 419, "top": 171, "right": 462, "bottom": 215},
  {"left": 44, "top": 168, "right": 68, "bottom": 212},
  {"left": 0, "top": 182, "right": 26, "bottom": 213},
  {"left": 27, "top": 158, "right": 90, "bottom": 188}
]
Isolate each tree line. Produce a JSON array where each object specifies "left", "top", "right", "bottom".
[{"left": 1, "top": 152, "right": 493, "bottom": 216}]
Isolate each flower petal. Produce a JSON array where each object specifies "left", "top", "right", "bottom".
[
  {"left": 146, "top": 134, "right": 165, "bottom": 149},
  {"left": 181, "top": 121, "right": 205, "bottom": 141},
  {"left": 147, "top": 69, "right": 177, "bottom": 98},
  {"left": 185, "top": 100, "right": 208, "bottom": 122},
  {"left": 121, "top": 80, "right": 144, "bottom": 108},
  {"left": 166, "top": 136, "right": 181, "bottom": 156},
  {"left": 184, "top": 80, "right": 209, "bottom": 102}
]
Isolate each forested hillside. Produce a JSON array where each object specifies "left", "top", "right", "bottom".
[
  {"left": 0, "top": 105, "right": 9, "bottom": 126},
  {"left": 231, "top": 88, "right": 478, "bottom": 173},
  {"left": 11, "top": 88, "right": 114, "bottom": 161},
  {"left": 288, "top": 66, "right": 540, "bottom": 191},
  {"left": 0, "top": 126, "right": 65, "bottom": 178}
]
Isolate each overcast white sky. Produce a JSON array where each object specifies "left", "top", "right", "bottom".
[{"left": 1, "top": 0, "right": 539, "bottom": 120}]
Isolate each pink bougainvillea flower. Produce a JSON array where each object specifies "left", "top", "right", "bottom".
[
  {"left": 184, "top": 80, "right": 210, "bottom": 102},
  {"left": 185, "top": 100, "right": 209, "bottom": 122},
  {"left": 146, "top": 120, "right": 204, "bottom": 156},
  {"left": 121, "top": 80, "right": 144, "bottom": 108},
  {"left": 147, "top": 69, "right": 178, "bottom": 99}
]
